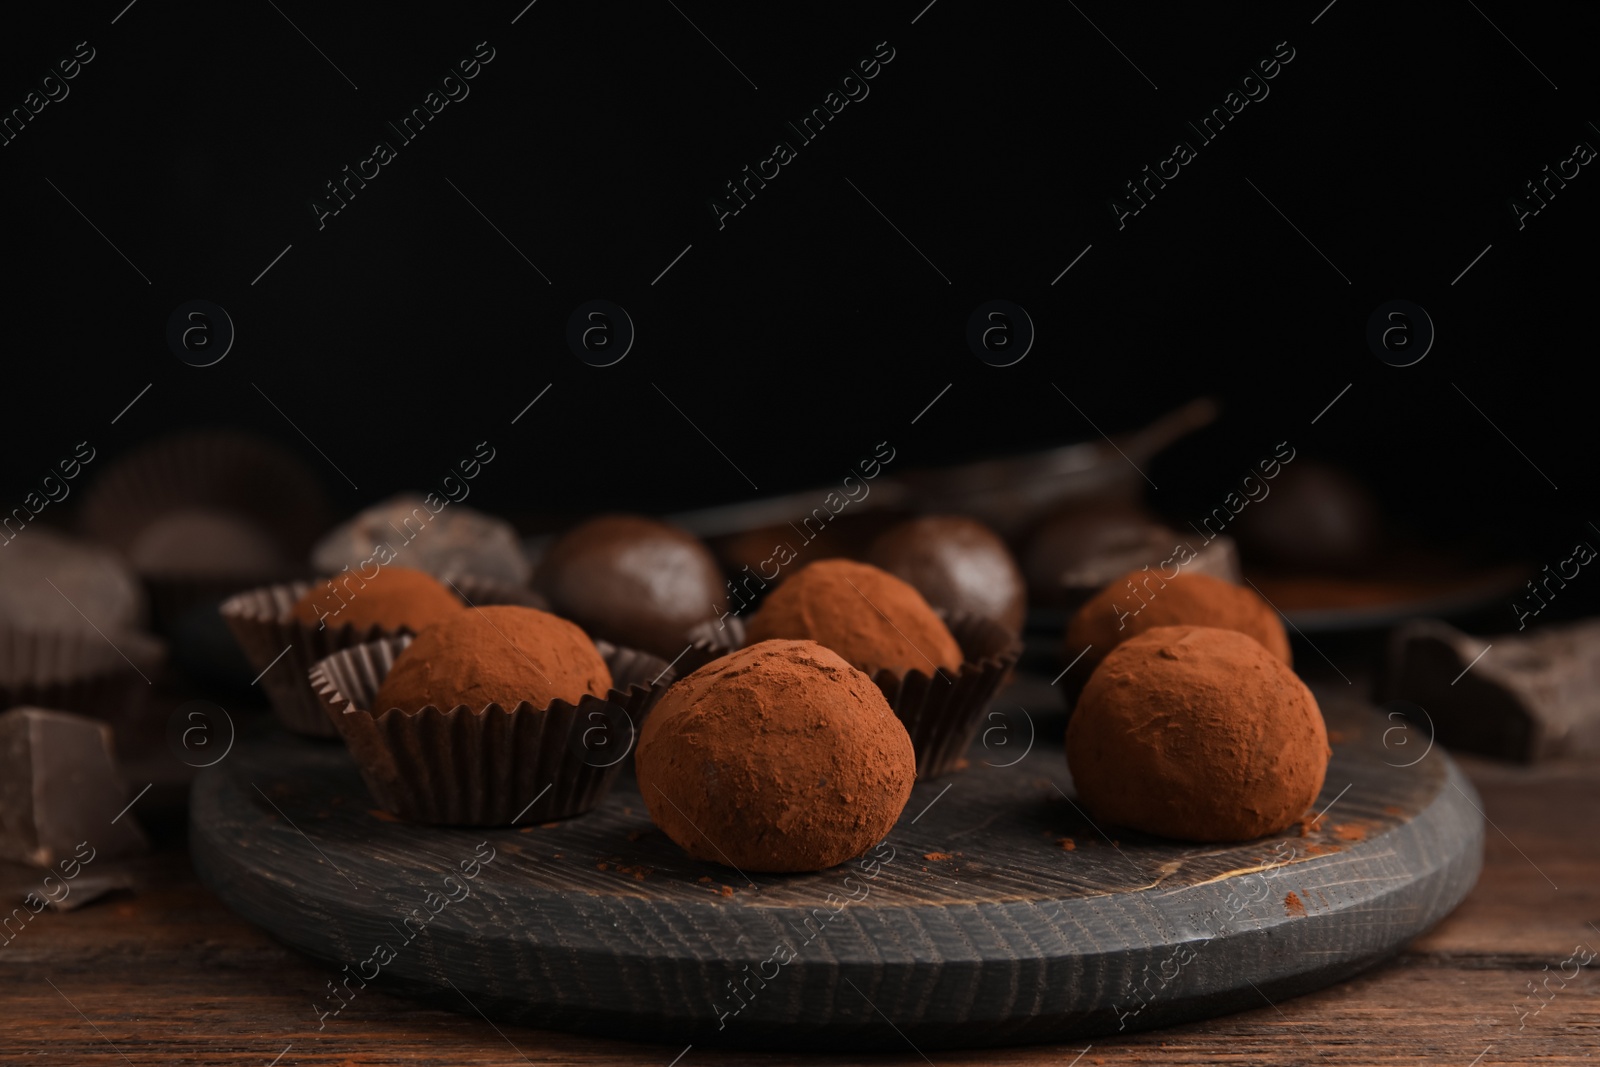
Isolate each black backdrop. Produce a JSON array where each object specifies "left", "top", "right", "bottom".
[{"left": 2, "top": 2, "right": 1593, "bottom": 601}]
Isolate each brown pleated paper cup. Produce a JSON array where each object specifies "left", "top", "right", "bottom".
[
  {"left": 696, "top": 610, "right": 1020, "bottom": 779},
  {"left": 220, "top": 577, "right": 557, "bottom": 738},
  {"left": 78, "top": 429, "right": 332, "bottom": 630},
  {"left": 867, "top": 611, "right": 1022, "bottom": 779},
  {"left": 677, "top": 614, "right": 747, "bottom": 678},
  {"left": 0, "top": 625, "right": 166, "bottom": 733},
  {"left": 308, "top": 635, "right": 674, "bottom": 825}
]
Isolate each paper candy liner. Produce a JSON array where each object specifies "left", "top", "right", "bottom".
[
  {"left": 77, "top": 429, "right": 332, "bottom": 630},
  {"left": 704, "top": 610, "right": 1020, "bottom": 779},
  {"left": 220, "top": 577, "right": 555, "bottom": 738},
  {"left": 308, "top": 635, "right": 673, "bottom": 825},
  {"left": 867, "top": 612, "right": 1022, "bottom": 779},
  {"left": 677, "top": 614, "right": 748, "bottom": 678},
  {"left": 0, "top": 625, "right": 166, "bottom": 733},
  {"left": 78, "top": 429, "right": 331, "bottom": 559}
]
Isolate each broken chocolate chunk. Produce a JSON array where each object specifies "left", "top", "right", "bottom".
[{"left": 0, "top": 707, "right": 148, "bottom": 867}]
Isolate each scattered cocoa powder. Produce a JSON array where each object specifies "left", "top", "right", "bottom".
[
  {"left": 1297, "top": 813, "right": 1324, "bottom": 837},
  {"left": 1284, "top": 892, "right": 1306, "bottom": 917},
  {"left": 1057, "top": 837, "right": 1077, "bottom": 851},
  {"left": 922, "top": 852, "right": 953, "bottom": 861},
  {"left": 292, "top": 565, "right": 463, "bottom": 633},
  {"left": 1065, "top": 626, "right": 1330, "bottom": 842},
  {"left": 1331, "top": 822, "right": 1369, "bottom": 842},
  {"left": 636, "top": 639, "right": 916, "bottom": 873},
  {"left": 720, "top": 885, "right": 734, "bottom": 897},
  {"left": 1063, "top": 571, "right": 1291, "bottom": 693},
  {"left": 746, "top": 560, "right": 962, "bottom": 676},
  {"left": 367, "top": 809, "right": 401, "bottom": 823},
  {"left": 1383, "top": 805, "right": 1406, "bottom": 817},
  {"left": 373, "top": 605, "right": 612, "bottom": 712}
]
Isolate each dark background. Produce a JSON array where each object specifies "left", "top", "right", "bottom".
[{"left": 2, "top": 1, "right": 1593, "bottom": 606}]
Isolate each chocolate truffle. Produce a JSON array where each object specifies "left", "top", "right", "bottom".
[
  {"left": 0, "top": 529, "right": 145, "bottom": 633},
  {"left": 127, "top": 507, "right": 288, "bottom": 575},
  {"left": 1232, "top": 461, "right": 1382, "bottom": 572},
  {"left": 746, "top": 559, "right": 963, "bottom": 677},
  {"left": 1066, "top": 626, "right": 1329, "bottom": 841},
  {"left": 532, "top": 515, "right": 725, "bottom": 660},
  {"left": 636, "top": 639, "right": 916, "bottom": 872},
  {"left": 312, "top": 493, "right": 531, "bottom": 587},
  {"left": 1065, "top": 570, "right": 1289, "bottom": 690},
  {"left": 867, "top": 515, "right": 1027, "bottom": 634},
  {"left": 373, "top": 606, "right": 612, "bottom": 712},
  {"left": 291, "top": 566, "right": 463, "bottom": 633}
]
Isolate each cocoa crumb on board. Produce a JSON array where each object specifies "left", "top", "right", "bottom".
[
  {"left": 720, "top": 885, "right": 734, "bottom": 897},
  {"left": 922, "top": 852, "right": 953, "bottom": 861},
  {"left": 367, "top": 809, "right": 401, "bottom": 823},
  {"left": 1057, "top": 838, "right": 1076, "bottom": 851},
  {"left": 1284, "top": 891, "right": 1306, "bottom": 917},
  {"left": 1331, "top": 822, "right": 1369, "bottom": 842}
]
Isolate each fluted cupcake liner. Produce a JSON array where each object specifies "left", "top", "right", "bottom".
[
  {"left": 220, "top": 577, "right": 555, "bottom": 738},
  {"left": 677, "top": 613, "right": 747, "bottom": 678},
  {"left": 704, "top": 610, "right": 1020, "bottom": 779},
  {"left": 77, "top": 430, "right": 332, "bottom": 631},
  {"left": 0, "top": 625, "right": 166, "bottom": 734},
  {"left": 308, "top": 635, "right": 674, "bottom": 825},
  {"left": 866, "top": 611, "right": 1022, "bottom": 778}
]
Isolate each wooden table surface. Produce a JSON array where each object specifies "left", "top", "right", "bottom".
[{"left": 3, "top": 749, "right": 1594, "bottom": 1066}]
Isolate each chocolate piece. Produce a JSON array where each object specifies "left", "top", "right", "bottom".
[
  {"left": 533, "top": 515, "right": 725, "bottom": 661},
  {"left": 636, "top": 639, "right": 916, "bottom": 872},
  {"left": 1067, "top": 626, "right": 1329, "bottom": 842},
  {"left": 0, "top": 529, "right": 145, "bottom": 633},
  {"left": 1382, "top": 618, "right": 1600, "bottom": 762},
  {"left": 1231, "top": 461, "right": 1382, "bottom": 572},
  {"left": 312, "top": 493, "right": 531, "bottom": 588},
  {"left": 1024, "top": 509, "right": 1240, "bottom": 608},
  {"left": 127, "top": 507, "right": 289, "bottom": 576},
  {"left": 0, "top": 707, "right": 148, "bottom": 868},
  {"left": 866, "top": 516, "right": 1027, "bottom": 634}
]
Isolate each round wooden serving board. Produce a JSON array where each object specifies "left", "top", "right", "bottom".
[{"left": 191, "top": 691, "right": 1482, "bottom": 1051}]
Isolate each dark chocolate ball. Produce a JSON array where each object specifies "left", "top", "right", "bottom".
[
  {"left": 866, "top": 515, "right": 1026, "bottom": 634},
  {"left": 532, "top": 515, "right": 725, "bottom": 660},
  {"left": 1232, "top": 462, "right": 1381, "bottom": 572}
]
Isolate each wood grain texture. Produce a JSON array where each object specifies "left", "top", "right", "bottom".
[
  {"left": 3, "top": 753, "right": 1595, "bottom": 1064},
  {"left": 184, "top": 693, "right": 1481, "bottom": 1051}
]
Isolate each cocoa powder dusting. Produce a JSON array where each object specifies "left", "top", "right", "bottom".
[{"left": 1284, "top": 892, "right": 1306, "bottom": 917}]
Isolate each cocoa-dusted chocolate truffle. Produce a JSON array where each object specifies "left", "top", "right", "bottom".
[
  {"left": 0, "top": 529, "right": 145, "bottom": 633},
  {"left": 1232, "top": 461, "right": 1382, "bottom": 572},
  {"left": 1066, "top": 625, "right": 1329, "bottom": 841},
  {"left": 373, "top": 606, "right": 611, "bottom": 712},
  {"left": 128, "top": 507, "right": 288, "bottom": 575},
  {"left": 866, "top": 515, "right": 1027, "bottom": 634},
  {"left": 532, "top": 515, "right": 724, "bottom": 661},
  {"left": 1064, "top": 570, "right": 1289, "bottom": 691},
  {"left": 636, "top": 639, "right": 916, "bottom": 872},
  {"left": 746, "top": 559, "right": 962, "bottom": 677},
  {"left": 291, "top": 566, "right": 462, "bottom": 633}
]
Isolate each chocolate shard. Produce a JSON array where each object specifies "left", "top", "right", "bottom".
[
  {"left": 0, "top": 707, "right": 148, "bottom": 867},
  {"left": 1382, "top": 618, "right": 1600, "bottom": 762}
]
